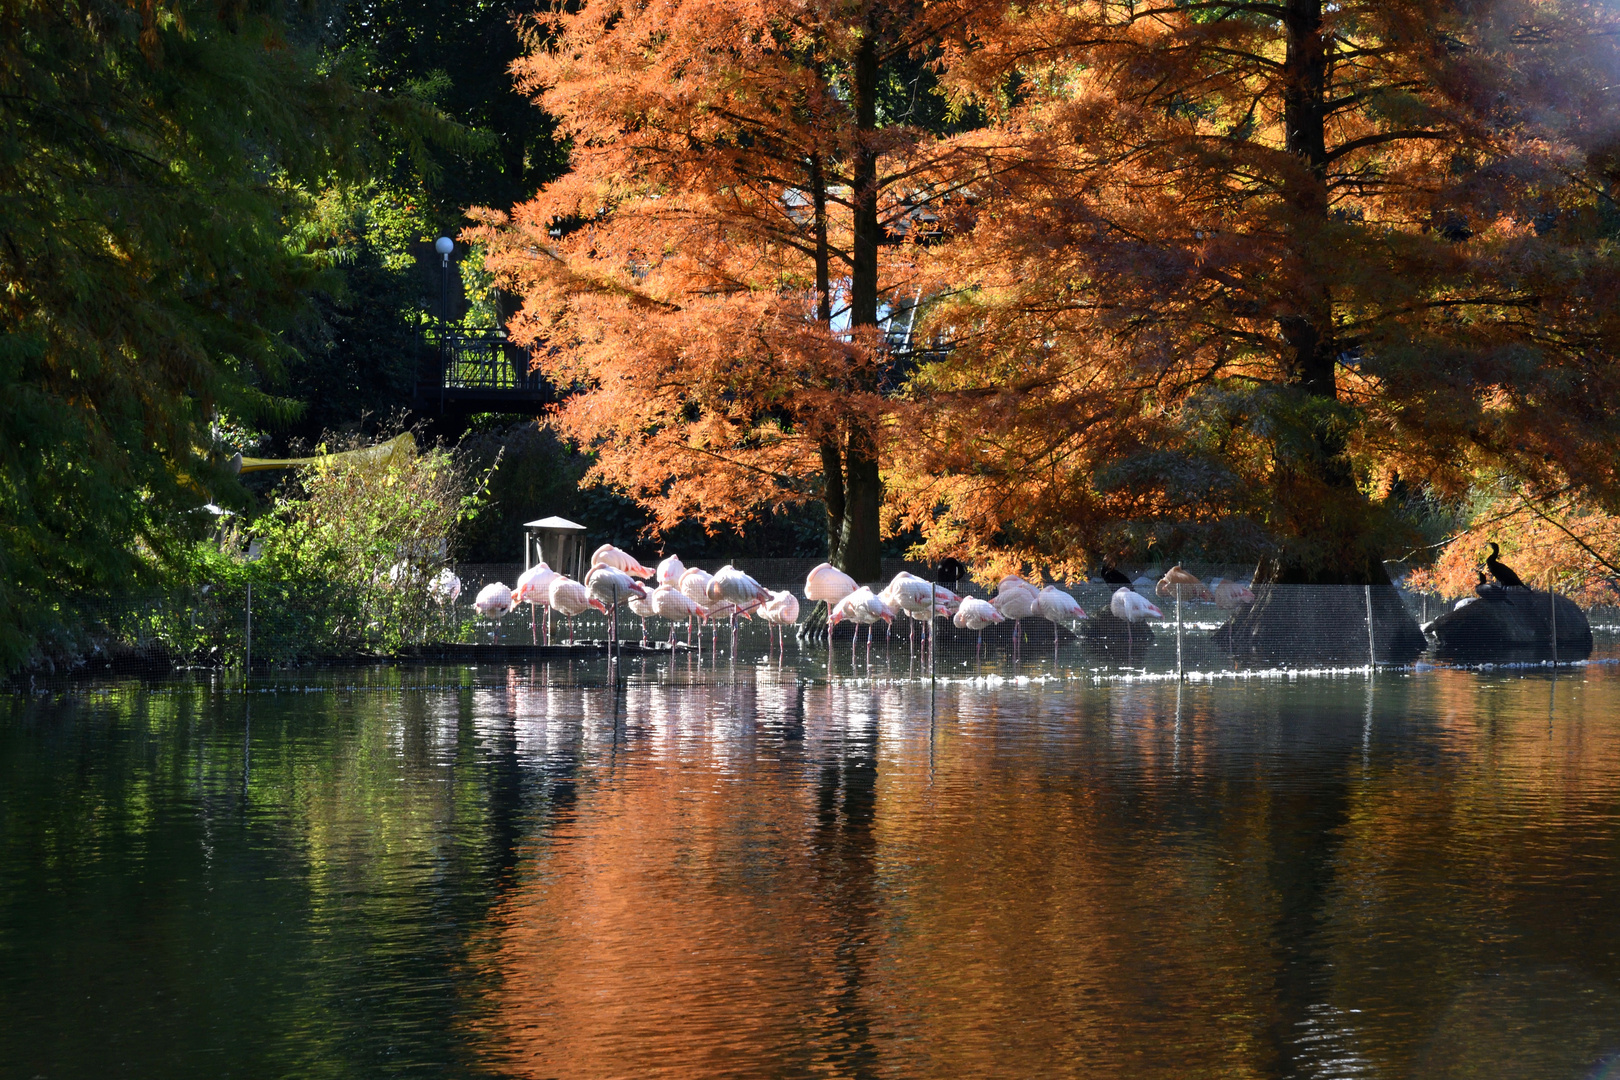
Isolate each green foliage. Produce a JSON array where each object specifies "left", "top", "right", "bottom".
[
  {"left": 456, "top": 421, "right": 826, "bottom": 563},
  {"left": 231, "top": 436, "right": 484, "bottom": 662},
  {"left": 297, "top": 0, "right": 566, "bottom": 218},
  {"left": 0, "top": 0, "right": 455, "bottom": 674},
  {"left": 278, "top": 186, "right": 436, "bottom": 439},
  {"left": 75, "top": 435, "right": 490, "bottom": 668}
]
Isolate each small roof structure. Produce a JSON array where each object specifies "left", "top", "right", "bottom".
[
  {"left": 524, "top": 516, "right": 588, "bottom": 577},
  {"left": 522, "top": 516, "right": 586, "bottom": 531}
]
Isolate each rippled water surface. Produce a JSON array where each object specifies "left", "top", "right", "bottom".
[{"left": 6, "top": 658, "right": 1620, "bottom": 1079}]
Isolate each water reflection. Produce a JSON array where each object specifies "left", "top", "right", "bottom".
[{"left": 3, "top": 664, "right": 1620, "bottom": 1078}]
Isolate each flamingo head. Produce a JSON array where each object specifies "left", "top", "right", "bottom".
[{"left": 588, "top": 598, "right": 609, "bottom": 613}]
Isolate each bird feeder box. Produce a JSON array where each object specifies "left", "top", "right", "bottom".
[{"left": 523, "top": 516, "right": 587, "bottom": 580}]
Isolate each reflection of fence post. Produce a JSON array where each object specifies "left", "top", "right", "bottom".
[
  {"left": 245, "top": 582, "right": 252, "bottom": 675},
  {"left": 1364, "top": 584, "right": 1375, "bottom": 669},
  {"left": 1175, "top": 584, "right": 1183, "bottom": 681}
]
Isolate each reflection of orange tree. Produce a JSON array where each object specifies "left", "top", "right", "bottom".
[
  {"left": 865, "top": 684, "right": 1283, "bottom": 1075},
  {"left": 1408, "top": 490, "right": 1620, "bottom": 605},
  {"left": 469, "top": 681, "right": 1294, "bottom": 1076},
  {"left": 469, "top": 700, "right": 863, "bottom": 1077},
  {"left": 1323, "top": 669, "right": 1620, "bottom": 1076}
]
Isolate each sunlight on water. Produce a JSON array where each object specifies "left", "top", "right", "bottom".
[{"left": 5, "top": 659, "right": 1620, "bottom": 1078}]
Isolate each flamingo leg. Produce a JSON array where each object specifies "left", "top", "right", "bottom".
[
  {"left": 531, "top": 605, "right": 537, "bottom": 646},
  {"left": 851, "top": 623, "right": 858, "bottom": 667}
]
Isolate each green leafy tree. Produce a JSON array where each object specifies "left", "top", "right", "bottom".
[{"left": 0, "top": 0, "right": 446, "bottom": 672}]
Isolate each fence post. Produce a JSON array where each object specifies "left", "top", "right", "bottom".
[
  {"left": 930, "top": 583, "right": 937, "bottom": 694},
  {"left": 245, "top": 581, "right": 252, "bottom": 676},
  {"left": 1175, "top": 584, "right": 1183, "bottom": 681},
  {"left": 1550, "top": 573, "right": 1558, "bottom": 666},
  {"left": 1364, "top": 584, "right": 1375, "bottom": 669}
]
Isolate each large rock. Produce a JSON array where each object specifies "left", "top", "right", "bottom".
[{"left": 1426, "top": 591, "right": 1591, "bottom": 662}]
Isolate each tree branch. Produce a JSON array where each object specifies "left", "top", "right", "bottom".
[{"left": 1324, "top": 129, "right": 1449, "bottom": 164}]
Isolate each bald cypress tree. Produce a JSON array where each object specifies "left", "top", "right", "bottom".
[{"left": 891, "top": 0, "right": 1620, "bottom": 654}]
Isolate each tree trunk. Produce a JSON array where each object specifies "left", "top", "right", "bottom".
[
  {"left": 1276, "top": 0, "right": 1378, "bottom": 575},
  {"left": 1233, "top": 0, "right": 1426, "bottom": 658},
  {"left": 840, "top": 427, "right": 883, "bottom": 582},
  {"left": 849, "top": 29, "right": 880, "bottom": 330},
  {"left": 1230, "top": 554, "right": 1427, "bottom": 664},
  {"left": 830, "top": 22, "right": 884, "bottom": 583},
  {"left": 810, "top": 151, "right": 832, "bottom": 324},
  {"left": 821, "top": 435, "right": 848, "bottom": 568}
]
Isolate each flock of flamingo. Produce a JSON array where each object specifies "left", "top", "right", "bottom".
[{"left": 450, "top": 544, "right": 1258, "bottom": 665}]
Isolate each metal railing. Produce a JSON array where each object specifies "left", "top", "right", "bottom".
[{"left": 438, "top": 329, "right": 544, "bottom": 394}]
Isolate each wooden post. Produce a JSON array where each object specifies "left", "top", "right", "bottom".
[
  {"left": 1549, "top": 571, "right": 1558, "bottom": 666},
  {"left": 245, "top": 582, "right": 252, "bottom": 676},
  {"left": 1365, "top": 585, "right": 1376, "bottom": 669},
  {"left": 1175, "top": 584, "right": 1184, "bottom": 681},
  {"left": 930, "top": 583, "right": 938, "bottom": 691}
]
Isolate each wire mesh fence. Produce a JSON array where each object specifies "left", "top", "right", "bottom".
[{"left": 27, "top": 564, "right": 1619, "bottom": 681}]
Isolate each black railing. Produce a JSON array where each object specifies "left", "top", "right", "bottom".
[
  {"left": 441, "top": 329, "right": 543, "bottom": 393},
  {"left": 415, "top": 327, "right": 553, "bottom": 413}
]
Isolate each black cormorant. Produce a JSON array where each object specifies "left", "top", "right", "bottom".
[
  {"left": 1486, "top": 542, "right": 1527, "bottom": 589},
  {"left": 1476, "top": 570, "right": 1513, "bottom": 604}
]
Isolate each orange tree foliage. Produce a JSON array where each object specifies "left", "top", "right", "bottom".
[
  {"left": 887, "top": 0, "right": 1620, "bottom": 583},
  {"left": 470, "top": 0, "right": 989, "bottom": 580},
  {"left": 1410, "top": 489, "right": 1620, "bottom": 605}
]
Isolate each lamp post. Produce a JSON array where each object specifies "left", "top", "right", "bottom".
[{"left": 435, "top": 236, "right": 453, "bottom": 409}]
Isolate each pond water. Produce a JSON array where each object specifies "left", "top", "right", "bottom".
[{"left": 5, "top": 656, "right": 1620, "bottom": 1079}]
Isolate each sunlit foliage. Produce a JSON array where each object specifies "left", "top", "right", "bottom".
[{"left": 882, "top": 0, "right": 1620, "bottom": 582}]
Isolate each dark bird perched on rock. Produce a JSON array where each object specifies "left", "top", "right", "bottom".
[
  {"left": 1476, "top": 570, "right": 1514, "bottom": 604},
  {"left": 1486, "top": 542, "right": 1527, "bottom": 589},
  {"left": 1095, "top": 565, "right": 1131, "bottom": 585}
]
